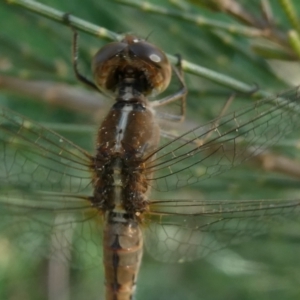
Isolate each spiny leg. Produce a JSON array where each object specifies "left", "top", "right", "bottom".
[
  {"left": 71, "top": 29, "right": 99, "bottom": 91},
  {"left": 152, "top": 54, "right": 187, "bottom": 122},
  {"left": 62, "top": 13, "right": 99, "bottom": 92}
]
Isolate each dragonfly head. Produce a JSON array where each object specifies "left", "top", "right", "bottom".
[{"left": 92, "top": 35, "right": 172, "bottom": 98}]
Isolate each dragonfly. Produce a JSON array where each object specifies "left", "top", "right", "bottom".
[{"left": 1, "top": 32, "right": 300, "bottom": 300}]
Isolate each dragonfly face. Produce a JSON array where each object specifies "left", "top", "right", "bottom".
[
  {"left": 0, "top": 34, "right": 300, "bottom": 300},
  {"left": 92, "top": 35, "right": 172, "bottom": 96}
]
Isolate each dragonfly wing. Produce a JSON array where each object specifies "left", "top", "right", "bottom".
[
  {"left": 147, "top": 88, "right": 300, "bottom": 192},
  {"left": 0, "top": 106, "right": 94, "bottom": 194},
  {"left": 144, "top": 199, "right": 300, "bottom": 263},
  {"left": 0, "top": 190, "right": 102, "bottom": 267},
  {"left": 0, "top": 106, "right": 102, "bottom": 267}
]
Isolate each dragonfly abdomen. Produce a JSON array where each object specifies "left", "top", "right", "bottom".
[{"left": 103, "top": 213, "right": 143, "bottom": 300}]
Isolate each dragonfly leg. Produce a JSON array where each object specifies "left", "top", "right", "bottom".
[
  {"left": 160, "top": 93, "right": 235, "bottom": 147},
  {"left": 71, "top": 30, "right": 100, "bottom": 91},
  {"left": 62, "top": 13, "right": 99, "bottom": 91},
  {"left": 151, "top": 54, "right": 187, "bottom": 122}
]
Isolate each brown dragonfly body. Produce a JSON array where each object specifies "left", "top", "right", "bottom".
[
  {"left": 91, "top": 35, "right": 170, "bottom": 299},
  {"left": 98, "top": 99, "right": 157, "bottom": 299},
  {"left": 1, "top": 34, "right": 300, "bottom": 300}
]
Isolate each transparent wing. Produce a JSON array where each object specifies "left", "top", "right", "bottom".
[
  {"left": 144, "top": 199, "right": 300, "bottom": 263},
  {"left": 0, "top": 189, "right": 103, "bottom": 268},
  {"left": 146, "top": 88, "right": 300, "bottom": 191},
  {"left": 0, "top": 106, "right": 93, "bottom": 194},
  {"left": 0, "top": 106, "right": 101, "bottom": 267}
]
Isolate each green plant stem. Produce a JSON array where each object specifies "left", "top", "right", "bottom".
[
  {"left": 115, "top": 0, "right": 264, "bottom": 37},
  {"left": 288, "top": 30, "right": 300, "bottom": 59},
  {"left": 6, "top": 0, "right": 277, "bottom": 98},
  {"left": 279, "top": 0, "right": 300, "bottom": 34},
  {"left": 6, "top": 0, "right": 122, "bottom": 41}
]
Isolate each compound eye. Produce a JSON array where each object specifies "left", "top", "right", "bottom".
[
  {"left": 131, "top": 41, "right": 168, "bottom": 66},
  {"left": 92, "top": 42, "right": 127, "bottom": 71},
  {"left": 92, "top": 42, "right": 127, "bottom": 91},
  {"left": 128, "top": 40, "right": 171, "bottom": 93}
]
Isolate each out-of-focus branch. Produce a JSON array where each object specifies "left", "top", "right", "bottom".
[
  {"left": 0, "top": 75, "right": 105, "bottom": 113},
  {"left": 253, "top": 152, "right": 300, "bottom": 179}
]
